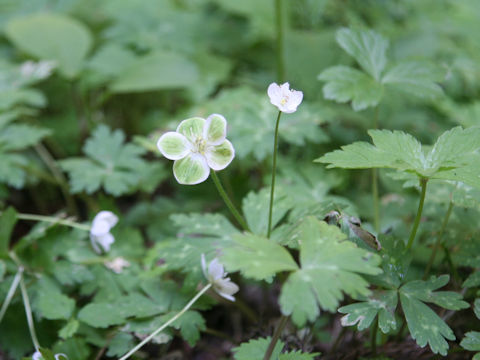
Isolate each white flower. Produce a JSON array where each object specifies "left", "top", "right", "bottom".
[
  {"left": 32, "top": 351, "right": 68, "bottom": 360},
  {"left": 157, "top": 114, "right": 235, "bottom": 185},
  {"left": 201, "top": 254, "right": 239, "bottom": 302},
  {"left": 267, "top": 82, "right": 303, "bottom": 113},
  {"left": 105, "top": 257, "right": 130, "bottom": 273},
  {"left": 20, "top": 60, "right": 56, "bottom": 80},
  {"left": 90, "top": 211, "right": 118, "bottom": 254}
]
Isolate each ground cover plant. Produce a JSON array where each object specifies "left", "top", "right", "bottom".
[{"left": 1, "top": 0, "right": 480, "bottom": 359}]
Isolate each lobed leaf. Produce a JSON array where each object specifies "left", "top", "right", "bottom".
[{"left": 233, "top": 337, "right": 283, "bottom": 360}]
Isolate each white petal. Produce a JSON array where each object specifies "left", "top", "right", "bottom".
[
  {"left": 280, "top": 82, "right": 291, "bottom": 92},
  {"left": 201, "top": 254, "right": 208, "bottom": 279},
  {"left": 203, "top": 113, "right": 227, "bottom": 146},
  {"left": 97, "top": 233, "right": 115, "bottom": 253},
  {"left": 267, "top": 82, "right": 282, "bottom": 102},
  {"left": 90, "top": 219, "right": 110, "bottom": 236},
  {"left": 32, "top": 351, "right": 42, "bottom": 360},
  {"left": 172, "top": 153, "right": 210, "bottom": 185},
  {"left": 157, "top": 132, "right": 191, "bottom": 160},
  {"left": 92, "top": 211, "right": 118, "bottom": 229},
  {"left": 215, "top": 278, "right": 239, "bottom": 301},
  {"left": 205, "top": 140, "right": 235, "bottom": 171},
  {"left": 208, "top": 258, "right": 225, "bottom": 281}
]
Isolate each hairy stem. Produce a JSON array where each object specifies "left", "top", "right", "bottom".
[
  {"left": 406, "top": 178, "right": 428, "bottom": 251},
  {"left": 267, "top": 111, "right": 282, "bottom": 238},
  {"left": 19, "top": 273, "right": 40, "bottom": 351},
  {"left": 15, "top": 213, "right": 90, "bottom": 231},
  {"left": 119, "top": 284, "right": 212, "bottom": 360},
  {"left": 211, "top": 171, "right": 249, "bottom": 231},
  {"left": 423, "top": 201, "right": 454, "bottom": 279},
  {"left": 264, "top": 315, "right": 288, "bottom": 360},
  {"left": 275, "top": 0, "right": 285, "bottom": 82},
  {"left": 0, "top": 268, "right": 23, "bottom": 324}
]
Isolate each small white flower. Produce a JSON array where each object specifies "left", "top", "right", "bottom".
[
  {"left": 20, "top": 60, "right": 56, "bottom": 80},
  {"left": 157, "top": 114, "right": 235, "bottom": 185},
  {"left": 267, "top": 82, "right": 303, "bottom": 113},
  {"left": 32, "top": 351, "right": 68, "bottom": 360},
  {"left": 105, "top": 257, "right": 130, "bottom": 273},
  {"left": 90, "top": 211, "right": 118, "bottom": 254},
  {"left": 201, "top": 254, "right": 239, "bottom": 302}
]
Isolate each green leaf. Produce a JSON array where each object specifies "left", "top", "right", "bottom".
[
  {"left": 52, "top": 338, "right": 91, "bottom": 360},
  {"left": 461, "top": 332, "right": 480, "bottom": 352},
  {"left": 0, "top": 207, "right": 17, "bottom": 256},
  {"left": 317, "top": 127, "right": 480, "bottom": 182},
  {"left": 171, "top": 212, "right": 239, "bottom": 240},
  {"left": 60, "top": 125, "right": 149, "bottom": 195},
  {"left": 110, "top": 52, "right": 198, "bottom": 93},
  {"left": 401, "top": 275, "right": 469, "bottom": 310},
  {"left": 279, "top": 218, "right": 381, "bottom": 326},
  {"left": 170, "top": 310, "right": 206, "bottom": 346},
  {"left": 222, "top": 233, "right": 298, "bottom": 280},
  {"left": 242, "top": 188, "right": 292, "bottom": 236},
  {"left": 59, "top": 319, "right": 79, "bottom": 340},
  {"left": 33, "top": 277, "right": 75, "bottom": 320},
  {"left": 6, "top": 13, "right": 92, "bottom": 78},
  {"left": 318, "top": 65, "right": 383, "bottom": 111},
  {"left": 106, "top": 332, "right": 134, "bottom": 357},
  {"left": 398, "top": 276, "right": 467, "bottom": 355},
  {"left": 87, "top": 44, "right": 136, "bottom": 79},
  {"left": 336, "top": 27, "right": 388, "bottom": 81},
  {"left": 279, "top": 351, "right": 321, "bottom": 360},
  {"left": 339, "top": 290, "right": 398, "bottom": 333},
  {"left": 475, "top": 299, "right": 480, "bottom": 320},
  {"left": 233, "top": 337, "right": 283, "bottom": 360},
  {"left": 0, "top": 260, "right": 6, "bottom": 281},
  {"left": 0, "top": 124, "right": 50, "bottom": 151},
  {"left": 382, "top": 62, "right": 444, "bottom": 99}
]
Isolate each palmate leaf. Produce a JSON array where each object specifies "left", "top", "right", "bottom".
[
  {"left": 60, "top": 125, "right": 151, "bottom": 195},
  {"left": 233, "top": 337, "right": 283, "bottom": 360},
  {"left": 339, "top": 290, "right": 398, "bottom": 333},
  {"left": 399, "top": 275, "right": 469, "bottom": 356},
  {"left": 279, "top": 217, "right": 382, "bottom": 326},
  {"left": 222, "top": 233, "right": 298, "bottom": 280},
  {"left": 316, "top": 126, "right": 480, "bottom": 187}
]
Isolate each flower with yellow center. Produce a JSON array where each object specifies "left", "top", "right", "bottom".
[
  {"left": 157, "top": 114, "right": 235, "bottom": 185},
  {"left": 267, "top": 82, "right": 303, "bottom": 113}
]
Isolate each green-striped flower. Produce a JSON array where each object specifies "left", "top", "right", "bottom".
[{"left": 157, "top": 114, "right": 235, "bottom": 185}]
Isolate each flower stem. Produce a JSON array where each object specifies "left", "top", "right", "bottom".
[
  {"left": 372, "top": 106, "right": 380, "bottom": 233},
  {"left": 15, "top": 213, "right": 90, "bottom": 231},
  {"left": 119, "top": 283, "right": 212, "bottom": 360},
  {"left": 0, "top": 268, "right": 23, "bottom": 324},
  {"left": 19, "top": 272, "right": 40, "bottom": 351},
  {"left": 406, "top": 178, "right": 428, "bottom": 251},
  {"left": 210, "top": 171, "right": 249, "bottom": 231},
  {"left": 371, "top": 317, "right": 379, "bottom": 355},
  {"left": 263, "top": 315, "right": 288, "bottom": 360},
  {"left": 267, "top": 111, "right": 282, "bottom": 239},
  {"left": 423, "top": 200, "right": 454, "bottom": 279},
  {"left": 275, "top": 0, "right": 285, "bottom": 82}
]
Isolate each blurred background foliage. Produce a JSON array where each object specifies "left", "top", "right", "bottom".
[{"left": 1, "top": 0, "right": 480, "bottom": 358}]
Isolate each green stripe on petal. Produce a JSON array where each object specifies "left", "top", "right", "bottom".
[
  {"left": 157, "top": 132, "right": 191, "bottom": 160},
  {"left": 204, "top": 113, "right": 227, "bottom": 146},
  {"left": 173, "top": 153, "right": 210, "bottom": 185},
  {"left": 205, "top": 140, "right": 235, "bottom": 171},
  {"left": 176, "top": 117, "right": 206, "bottom": 144}
]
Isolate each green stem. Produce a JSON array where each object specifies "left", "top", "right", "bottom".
[
  {"left": 372, "top": 106, "right": 380, "bottom": 233},
  {"left": 442, "top": 244, "right": 461, "bottom": 286},
  {"left": 0, "top": 268, "right": 23, "bottom": 324},
  {"left": 263, "top": 315, "right": 288, "bottom": 360},
  {"left": 119, "top": 283, "right": 212, "bottom": 360},
  {"left": 423, "top": 201, "right": 454, "bottom": 279},
  {"left": 406, "top": 178, "right": 428, "bottom": 251},
  {"left": 275, "top": 0, "right": 285, "bottom": 82},
  {"left": 19, "top": 273, "right": 40, "bottom": 351},
  {"left": 371, "top": 317, "right": 379, "bottom": 355},
  {"left": 210, "top": 171, "right": 249, "bottom": 231},
  {"left": 15, "top": 213, "right": 90, "bottom": 231},
  {"left": 267, "top": 111, "right": 282, "bottom": 238}
]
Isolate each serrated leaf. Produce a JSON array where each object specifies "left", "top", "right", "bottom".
[
  {"left": 279, "top": 218, "right": 381, "bottom": 326},
  {"left": 382, "top": 62, "right": 444, "bottom": 99},
  {"left": 34, "top": 277, "right": 75, "bottom": 320},
  {"left": 60, "top": 125, "right": 148, "bottom": 195},
  {"left": 222, "top": 233, "right": 298, "bottom": 280},
  {"left": 106, "top": 332, "right": 134, "bottom": 357},
  {"left": 0, "top": 207, "right": 17, "bottom": 256},
  {"left": 52, "top": 338, "right": 90, "bottom": 360},
  {"left": 170, "top": 310, "right": 205, "bottom": 346},
  {"left": 336, "top": 27, "right": 388, "bottom": 81},
  {"left": 171, "top": 212, "right": 239, "bottom": 240},
  {"left": 339, "top": 290, "right": 397, "bottom": 333},
  {"left": 317, "top": 127, "right": 480, "bottom": 182},
  {"left": 110, "top": 52, "right": 198, "bottom": 93},
  {"left": 242, "top": 188, "right": 292, "bottom": 236},
  {"left": 401, "top": 275, "right": 469, "bottom": 310},
  {"left": 318, "top": 65, "right": 383, "bottom": 111},
  {"left": 279, "top": 351, "right": 321, "bottom": 360},
  {"left": 0, "top": 124, "right": 50, "bottom": 151},
  {"left": 6, "top": 13, "right": 92, "bottom": 78},
  {"left": 233, "top": 337, "right": 283, "bottom": 360},
  {"left": 461, "top": 332, "right": 480, "bottom": 352}
]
